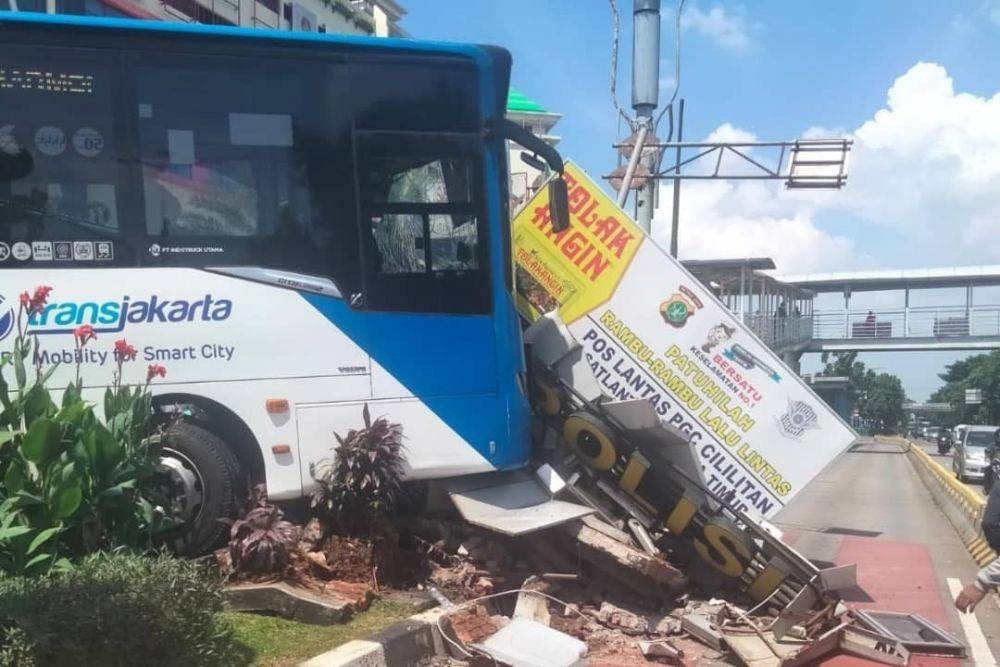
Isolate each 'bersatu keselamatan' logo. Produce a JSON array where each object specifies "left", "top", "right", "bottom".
[{"left": 660, "top": 285, "right": 703, "bottom": 328}]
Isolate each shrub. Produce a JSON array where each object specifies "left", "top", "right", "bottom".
[
  {"left": 310, "top": 404, "right": 406, "bottom": 535},
  {"left": 0, "top": 287, "right": 173, "bottom": 576},
  {"left": 0, "top": 551, "right": 246, "bottom": 666},
  {"left": 228, "top": 484, "right": 301, "bottom": 576}
]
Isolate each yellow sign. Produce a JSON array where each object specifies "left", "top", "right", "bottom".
[{"left": 513, "top": 162, "right": 644, "bottom": 324}]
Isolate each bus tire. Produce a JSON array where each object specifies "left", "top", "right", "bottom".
[
  {"left": 532, "top": 376, "right": 565, "bottom": 416},
  {"left": 160, "top": 421, "right": 243, "bottom": 556},
  {"left": 563, "top": 411, "right": 619, "bottom": 471}
]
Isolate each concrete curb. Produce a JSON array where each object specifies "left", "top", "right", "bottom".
[
  {"left": 900, "top": 436, "right": 998, "bottom": 567},
  {"left": 299, "top": 607, "right": 447, "bottom": 667}
]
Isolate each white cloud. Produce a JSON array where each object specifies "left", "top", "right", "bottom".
[
  {"left": 681, "top": 4, "right": 752, "bottom": 52},
  {"left": 987, "top": 0, "right": 1000, "bottom": 27},
  {"left": 654, "top": 61, "right": 1000, "bottom": 272}
]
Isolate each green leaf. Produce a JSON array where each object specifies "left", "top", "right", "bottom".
[
  {"left": 103, "top": 386, "right": 114, "bottom": 419},
  {"left": 84, "top": 423, "right": 124, "bottom": 479},
  {"left": 4, "top": 460, "right": 25, "bottom": 494},
  {"left": 21, "top": 418, "right": 63, "bottom": 466},
  {"left": 64, "top": 381, "right": 83, "bottom": 410},
  {"left": 26, "top": 526, "right": 60, "bottom": 555},
  {"left": 51, "top": 557, "right": 74, "bottom": 573},
  {"left": 0, "top": 364, "right": 12, "bottom": 413},
  {"left": 0, "top": 525, "right": 32, "bottom": 541},
  {"left": 48, "top": 480, "right": 82, "bottom": 520},
  {"left": 0, "top": 430, "right": 14, "bottom": 447},
  {"left": 56, "top": 400, "right": 88, "bottom": 425},
  {"left": 97, "top": 479, "right": 136, "bottom": 500},
  {"left": 13, "top": 344, "right": 25, "bottom": 391},
  {"left": 24, "top": 552, "right": 53, "bottom": 573},
  {"left": 23, "top": 384, "right": 55, "bottom": 425}
]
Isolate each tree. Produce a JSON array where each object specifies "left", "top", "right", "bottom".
[
  {"left": 933, "top": 351, "right": 1000, "bottom": 426},
  {"left": 861, "top": 373, "right": 907, "bottom": 434},
  {"left": 820, "top": 352, "right": 907, "bottom": 433}
]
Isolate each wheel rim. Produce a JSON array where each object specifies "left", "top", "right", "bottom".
[{"left": 159, "top": 447, "right": 206, "bottom": 523}]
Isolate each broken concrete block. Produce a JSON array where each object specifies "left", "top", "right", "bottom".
[
  {"left": 300, "top": 518, "right": 325, "bottom": 552},
  {"left": 639, "top": 639, "right": 684, "bottom": 659},
  {"left": 514, "top": 588, "right": 552, "bottom": 627},
  {"left": 598, "top": 601, "right": 649, "bottom": 635},
  {"left": 681, "top": 613, "right": 723, "bottom": 650},
  {"left": 223, "top": 581, "right": 369, "bottom": 625},
  {"left": 564, "top": 521, "right": 685, "bottom": 600},
  {"left": 653, "top": 615, "right": 682, "bottom": 635}
]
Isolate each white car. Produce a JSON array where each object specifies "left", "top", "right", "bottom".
[{"left": 953, "top": 426, "right": 998, "bottom": 482}]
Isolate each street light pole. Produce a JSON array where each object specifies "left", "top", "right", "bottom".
[
  {"left": 631, "top": 0, "right": 661, "bottom": 234},
  {"left": 669, "top": 98, "right": 684, "bottom": 257}
]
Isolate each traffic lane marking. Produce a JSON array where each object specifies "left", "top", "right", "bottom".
[{"left": 947, "top": 577, "right": 997, "bottom": 666}]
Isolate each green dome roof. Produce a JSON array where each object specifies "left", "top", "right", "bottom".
[{"left": 507, "top": 87, "right": 547, "bottom": 114}]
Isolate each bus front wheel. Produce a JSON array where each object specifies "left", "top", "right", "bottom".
[{"left": 159, "top": 421, "right": 244, "bottom": 556}]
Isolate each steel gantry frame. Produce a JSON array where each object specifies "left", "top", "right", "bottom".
[{"left": 611, "top": 137, "right": 853, "bottom": 189}]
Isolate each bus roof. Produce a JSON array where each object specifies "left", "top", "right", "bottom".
[
  {"left": 0, "top": 11, "right": 512, "bottom": 119},
  {"left": 0, "top": 11, "right": 465, "bottom": 57}
]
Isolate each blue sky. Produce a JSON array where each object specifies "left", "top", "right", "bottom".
[{"left": 402, "top": 1, "right": 1000, "bottom": 400}]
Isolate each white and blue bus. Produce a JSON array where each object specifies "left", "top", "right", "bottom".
[{"left": 0, "top": 13, "right": 569, "bottom": 552}]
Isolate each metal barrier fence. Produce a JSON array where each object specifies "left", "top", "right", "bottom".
[
  {"left": 813, "top": 306, "right": 1000, "bottom": 341},
  {"left": 741, "top": 314, "right": 813, "bottom": 349},
  {"left": 896, "top": 436, "right": 998, "bottom": 568}
]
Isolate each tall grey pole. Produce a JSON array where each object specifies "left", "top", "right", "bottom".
[
  {"left": 669, "top": 98, "right": 684, "bottom": 257},
  {"left": 632, "top": 0, "right": 661, "bottom": 234}
]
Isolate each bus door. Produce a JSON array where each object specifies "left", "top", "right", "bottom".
[{"left": 352, "top": 131, "right": 503, "bottom": 470}]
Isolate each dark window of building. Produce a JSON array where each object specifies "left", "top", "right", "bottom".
[
  {"left": 163, "top": 0, "right": 235, "bottom": 25},
  {"left": 0, "top": 45, "right": 129, "bottom": 265},
  {"left": 55, "top": 0, "right": 115, "bottom": 15},
  {"left": 255, "top": 0, "right": 278, "bottom": 13},
  {"left": 9, "top": 0, "right": 45, "bottom": 12}
]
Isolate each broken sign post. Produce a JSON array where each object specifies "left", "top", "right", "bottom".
[{"left": 513, "top": 161, "right": 857, "bottom": 519}]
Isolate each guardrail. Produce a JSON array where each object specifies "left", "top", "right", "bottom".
[
  {"left": 892, "top": 436, "right": 998, "bottom": 568},
  {"left": 741, "top": 314, "right": 813, "bottom": 349},
  {"left": 814, "top": 306, "right": 1000, "bottom": 341}
]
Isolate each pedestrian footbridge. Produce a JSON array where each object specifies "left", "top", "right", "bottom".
[{"left": 683, "top": 261, "right": 1000, "bottom": 367}]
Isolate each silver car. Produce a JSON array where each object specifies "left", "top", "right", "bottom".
[{"left": 953, "top": 426, "right": 998, "bottom": 482}]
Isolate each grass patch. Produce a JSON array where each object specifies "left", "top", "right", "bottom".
[{"left": 224, "top": 598, "right": 414, "bottom": 666}]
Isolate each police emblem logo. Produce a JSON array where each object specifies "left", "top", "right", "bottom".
[
  {"left": 776, "top": 399, "right": 819, "bottom": 440},
  {"left": 660, "top": 285, "right": 703, "bottom": 328}
]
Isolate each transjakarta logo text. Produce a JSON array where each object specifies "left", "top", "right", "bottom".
[{"left": 24, "top": 295, "right": 233, "bottom": 336}]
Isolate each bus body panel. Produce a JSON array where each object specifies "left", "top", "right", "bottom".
[
  {"left": 0, "top": 14, "right": 533, "bottom": 499},
  {"left": 0, "top": 269, "right": 502, "bottom": 496}
]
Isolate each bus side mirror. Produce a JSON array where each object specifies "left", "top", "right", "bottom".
[{"left": 548, "top": 177, "right": 570, "bottom": 233}]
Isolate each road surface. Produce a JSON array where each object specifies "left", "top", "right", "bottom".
[{"left": 775, "top": 437, "right": 1000, "bottom": 665}]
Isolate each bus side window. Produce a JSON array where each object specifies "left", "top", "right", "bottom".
[
  {"left": 0, "top": 45, "right": 128, "bottom": 265},
  {"left": 130, "top": 53, "right": 361, "bottom": 296},
  {"left": 357, "top": 133, "right": 489, "bottom": 315}
]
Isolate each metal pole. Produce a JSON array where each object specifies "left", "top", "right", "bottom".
[
  {"left": 632, "top": 0, "right": 661, "bottom": 234},
  {"left": 616, "top": 124, "right": 649, "bottom": 207},
  {"left": 669, "top": 98, "right": 684, "bottom": 257}
]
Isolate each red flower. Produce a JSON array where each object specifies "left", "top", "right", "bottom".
[
  {"left": 113, "top": 338, "right": 137, "bottom": 361},
  {"left": 18, "top": 285, "right": 52, "bottom": 316},
  {"left": 146, "top": 364, "right": 167, "bottom": 382},
  {"left": 73, "top": 324, "right": 96, "bottom": 346}
]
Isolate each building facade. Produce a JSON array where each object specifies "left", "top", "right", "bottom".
[
  {"left": 0, "top": 0, "right": 406, "bottom": 36},
  {"left": 506, "top": 88, "right": 562, "bottom": 212}
]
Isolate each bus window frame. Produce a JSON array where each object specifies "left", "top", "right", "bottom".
[{"left": 353, "top": 129, "right": 492, "bottom": 315}]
